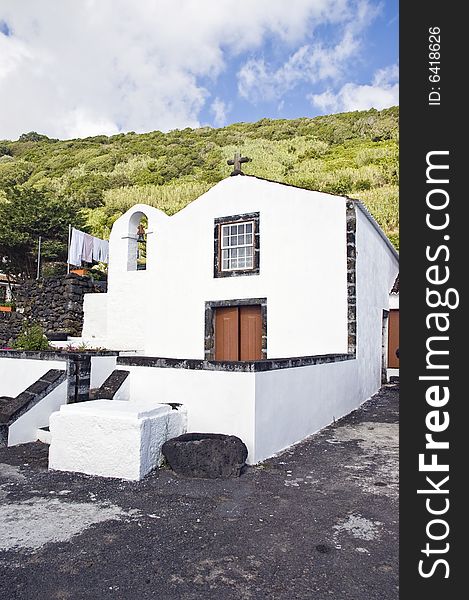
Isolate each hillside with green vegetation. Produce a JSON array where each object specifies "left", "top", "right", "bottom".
[{"left": 0, "top": 107, "right": 398, "bottom": 277}]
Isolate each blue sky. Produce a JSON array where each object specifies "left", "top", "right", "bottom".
[{"left": 0, "top": 0, "right": 398, "bottom": 140}]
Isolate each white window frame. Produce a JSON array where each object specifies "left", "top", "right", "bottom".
[{"left": 220, "top": 220, "right": 255, "bottom": 272}]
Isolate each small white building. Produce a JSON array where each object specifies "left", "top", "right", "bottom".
[{"left": 82, "top": 175, "right": 398, "bottom": 463}]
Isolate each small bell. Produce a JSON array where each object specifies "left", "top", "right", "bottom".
[{"left": 136, "top": 224, "right": 146, "bottom": 243}]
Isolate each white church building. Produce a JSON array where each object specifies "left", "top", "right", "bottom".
[{"left": 81, "top": 174, "right": 398, "bottom": 463}]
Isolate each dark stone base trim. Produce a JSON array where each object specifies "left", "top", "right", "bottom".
[
  {"left": 118, "top": 352, "right": 354, "bottom": 373},
  {"left": 0, "top": 350, "right": 119, "bottom": 361}
]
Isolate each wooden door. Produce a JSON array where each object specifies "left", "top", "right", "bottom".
[
  {"left": 239, "top": 306, "right": 262, "bottom": 360},
  {"left": 215, "top": 306, "right": 239, "bottom": 361},
  {"left": 388, "top": 309, "right": 399, "bottom": 368},
  {"left": 214, "top": 305, "right": 263, "bottom": 361}
]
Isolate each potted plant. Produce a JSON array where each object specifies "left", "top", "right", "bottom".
[
  {"left": 70, "top": 268, "right": 89, "bottom": 277},
  {"left": 0, "top": 300, "right": 15, "bottom": 312}
]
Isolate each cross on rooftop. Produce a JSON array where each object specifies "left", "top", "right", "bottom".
[{"left": 227, "top": 152, "right": 251, "bottom": 176}]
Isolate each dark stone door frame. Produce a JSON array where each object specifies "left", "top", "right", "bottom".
[{"left": 204, "top": 298, "right": 267, "bottom": 361}]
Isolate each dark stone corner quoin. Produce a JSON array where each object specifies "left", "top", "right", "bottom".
[{"left": 162, "top": 433, "right": 248, "bottom": 479}]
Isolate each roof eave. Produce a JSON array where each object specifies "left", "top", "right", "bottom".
[{"left": 353, "top": 200, "right": 399, "bottom": 261}]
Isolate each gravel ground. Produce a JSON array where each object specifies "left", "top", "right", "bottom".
[{"left": 0, "top": 384, "right": 398, "bottom": 600}]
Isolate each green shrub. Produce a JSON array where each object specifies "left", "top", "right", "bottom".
[
  {"left": 1, "top": 107, "right": 399, "bottom": 249},
  {"left": 0, "top": 144, "right": 12, "bottom": 158},
  {"left": 13, "top": 322, "right": 51, "bottom": 351}
]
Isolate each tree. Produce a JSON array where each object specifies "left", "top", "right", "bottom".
[
  {"left": 0, "top": 144, "right": 12, "bottom": 157},
  {"left": 0, "top": 185, "right": 86, "bottom": 280},
  {"left": 18, "top": 131, "right": 50, "bottom": 142}
]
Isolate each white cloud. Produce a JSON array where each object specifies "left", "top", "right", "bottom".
[
  {"left": 373, "top": 63, "right": 399, "bottom": 87},
  {"left": 59, "top": 109, "right": 120, "bottom": 139},
  {"left": 0, "top": 0, "right": 367, "bottom": 139},
  {"left": 237, "top": 0, "right": 381, "bottom": 103},
  {"left": 309, "top": 63, "right": 399, "bottom": 113},
  {"left": 210, "top": 97, "right": 230, "bottom": 128}
]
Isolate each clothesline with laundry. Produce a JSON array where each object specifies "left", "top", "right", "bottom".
[{"left": 67, "top": 227, "right": 109, "bottom": 267}]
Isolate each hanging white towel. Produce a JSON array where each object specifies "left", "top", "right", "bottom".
[
  {"left": 92, "top": 236, "right": 101, "bottom": 262},
  {"left": 68, "top": 228, "right": 85, "bottom": 267},
  {"left": 82, "top": 233, "right": 93, "bottom": 263},
  {"left": 99, "top": 239, "right": 109, "bottom": 264}
]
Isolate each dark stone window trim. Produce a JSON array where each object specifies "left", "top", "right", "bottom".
[
  {"left": 117, "top": 352, "right": 354, "bottom": 373},
  {"left": 214, "top": 212, "right": 260, "bottom": 278},
  {"left": 204, "top": 298, "right": 267, "bottom": 361}
]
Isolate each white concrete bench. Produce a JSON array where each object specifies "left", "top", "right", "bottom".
[{"left": 48, "top": 400, "right": 186, "bottom": 480}]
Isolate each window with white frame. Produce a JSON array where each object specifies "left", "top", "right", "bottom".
[
  {"left": 214, "top": 212, "right": 259, "bottom": 278},
  {"left": 221, "top": 221, "right": 254, "bottom": 271}
]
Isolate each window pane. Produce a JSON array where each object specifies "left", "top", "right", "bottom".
[{"left": 218, "top": 219, "right": 256, "bottom": 271}]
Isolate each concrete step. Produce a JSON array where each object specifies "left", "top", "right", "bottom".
[
  {"left": 91, "top": 370, "right": 130, "bottom": 400},
  {"left": 37, "top": 426, "right": 51, "bottom": 445}
]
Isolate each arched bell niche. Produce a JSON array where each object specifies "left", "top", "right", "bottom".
[{"left": 127, "top": 211, "right": 149, "bottom": 271}]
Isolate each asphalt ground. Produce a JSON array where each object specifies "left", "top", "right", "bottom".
[{"left": 0, "top": 384, "right": 399, "bottom": 600}]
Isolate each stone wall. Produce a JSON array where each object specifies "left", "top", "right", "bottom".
[
  {"left": 0, "top": 312, "right": 24, "bottom": 348},
  {"left": 0, "top": 275, "right": 106, "bottom": 347}
]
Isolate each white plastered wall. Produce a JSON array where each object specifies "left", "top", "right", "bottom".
[
  {"left": 125, "top": 365, "right": 256, "bottom": 461},
  {"left": 82, "top": 294, "right": 108, "bottom": 343},
  {"left": 90, "top": 356, "right": 118, "bottom": 388},
  {"left": 389, "top": 293, "right": 399, "bottom": 309},
  {"left": 254, "top": 360, "right": 358, "bottom": 462},
  {"left": 354, "top": 208, "right": 399, "bottom": 400},
  {"left": 252, "top": 207, "right": 398, "bottom": 462},
  {"left": 83, "top": 177, "right": 348, "bottom": 357},
  {"left": 0, "top": 357, "right": 64, "bottom": 397},
  {"left": 8, "top": 380, "right": 67, "bottom": 446}
]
